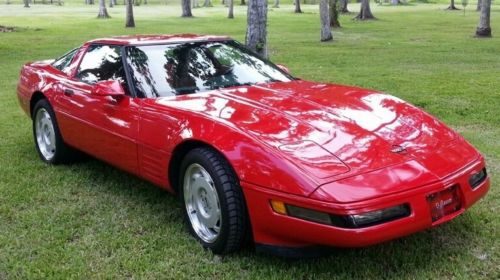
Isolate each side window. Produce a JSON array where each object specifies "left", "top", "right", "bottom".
[
  {"left": 52, "top": 48, "right": 78, "bottom": 74},
  {"left": 76, "top": 45, "right": 126, "bottom": 85}
]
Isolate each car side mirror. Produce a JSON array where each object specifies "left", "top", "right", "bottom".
[
  {"left": 91, "top": 80, "right": 126, "bottom": 98},
  {"left": 276, "top": 64, "right": 291, "bottom": 75}
]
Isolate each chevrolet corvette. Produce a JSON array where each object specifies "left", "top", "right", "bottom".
[{"left": 16, "top": 35, "right": 490, "bottom": 256}]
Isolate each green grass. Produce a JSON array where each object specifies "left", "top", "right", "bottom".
[{"left": 1, "top": 3, "right": 499, "bottom": 279}]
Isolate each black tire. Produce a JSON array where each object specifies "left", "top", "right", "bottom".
[
  {"left": 179, "top": 147, "right": 248, "bottom": 255},
  {"left": 32, "top": 98, "right": 74, "bottom": 164}
]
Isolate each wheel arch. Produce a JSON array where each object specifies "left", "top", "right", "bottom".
[
  {"left": 168, "top": 139, "right": 239, "bottom": 194},
  {"left": 30, "top": 91, "right": 47, "bottom": 118}
]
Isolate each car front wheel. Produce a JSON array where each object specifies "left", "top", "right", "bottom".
[
  {"left": 32, "top": 99, "right": 74, "bottom": 164},
  {"left": 180, "top": 147, "right": 248, "bottom": 255}
]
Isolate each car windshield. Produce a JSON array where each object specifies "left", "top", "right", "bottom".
[{"left": 125, "top": 40, "right": 293, "bottom": 98}]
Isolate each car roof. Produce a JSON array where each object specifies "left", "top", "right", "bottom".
[{"left": 87, "top": 34, "right": 232, "bottom": 46}]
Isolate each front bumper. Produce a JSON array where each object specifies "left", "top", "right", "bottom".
[{"left": 241, "top": 158, "right": 489, "bottom": 249}]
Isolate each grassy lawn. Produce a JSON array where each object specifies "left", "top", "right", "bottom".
[{"left": 1, "top": 2, "right": 499, "bottom": 279}]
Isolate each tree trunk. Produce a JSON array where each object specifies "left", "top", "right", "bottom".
[
  {"left": 192, "top": 0, "right": 198, "bottom": 8},
  {"left": 109, "top": 0, "right": 113, "bottom": 7},
  {"left": 355, "top": 0, "right": 375, "bottom": 20},
  {"left": 391, "top": 0, "right": 398, "bottom": 5},
  {"left": 204, "top": 0, "right": 212, "bottom": 6},
  {"left": 125, "top": 0, "right": 135, "bottom": 27},
  {"left": 273, "top": 0, "right": 279, "bottom": 8},
  {"left": 320, "top": 0, "right": 333, "bottom": 41},
  {"left": 97, "top": 0, "right": 110, "bottom": 18},
  {"left": 24, "top": 0, "right": 30, "bottom": 7},
  {"left": 340, "top": 0, "right": 349, "bottom": 13},
  {"left": 246, "top": 0, "right": 268, "bottom": 58},
  {"left": 294, "top": 0, "right": 302, "bottom": 13},
  {"left": 475, "top": 0, "right": 491, "bottom": 37},
  {"left": 228, "top": 0, "right": 234, "bottom": 18},
  {"left": 447, "top": 0, "right": 459, "bottom": 10},
  {"left": 182, "top": 0, "right": 193, "bottom": 17},
  {"left": 476, "top": 0, "right": 481, "bottom": 11},
  {"left": 329, "top": 0, "right": 341, "bottom": 28},
  {"left": 240, "top": 0, "right": 245, "bottom": 4}
]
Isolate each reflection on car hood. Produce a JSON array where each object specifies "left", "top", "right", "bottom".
[{"left": 155, "top": 80, "right": 459, "bottom": 184}]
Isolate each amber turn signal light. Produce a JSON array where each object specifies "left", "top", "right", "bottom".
[{"left": 270, "top": 200, "right": 287, "bottom": 215}]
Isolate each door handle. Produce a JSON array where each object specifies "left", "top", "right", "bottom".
[{"left": 64, "top": 89, "right": 74, "bottom": 96}]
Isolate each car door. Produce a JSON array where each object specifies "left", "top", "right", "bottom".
[{"left": 54, "top": 44, "right": 140, "bottom": 175}]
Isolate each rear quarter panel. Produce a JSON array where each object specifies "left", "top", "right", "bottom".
[{"left": 16, "top": 61, "right": 65, "bottom": 117}]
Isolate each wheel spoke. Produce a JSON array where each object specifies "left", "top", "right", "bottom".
[
  {"left": 183, "top": 163, "right": 222, "bottom": 243},
  {"left": 35, "top": 108, "right": 56, "bottom": 161}
]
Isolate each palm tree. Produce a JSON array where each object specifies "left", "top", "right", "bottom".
[
  {"left": 320, "top": 0, "right": 333, "bottom": 41},
  {"left": 182, "top": 0, "right": 193, "bottom": 17},
  {"left": 228, "top": 0, "right": 234, "bottom": 18},
  {"left": 125, "top": 0, "right": 135, "bottom": 27},
  {"left": 246, "top": 0, "right": 268, "bottom": 57},
  {"left": 475, "top": 0, "right": 491, "bottom": 37},
  {"left": 340, "top": 0, "right": 349, "bottom": 13},
  {"left": 446, "top": 0, "right": 460, "bottom": 10},
  {"left": 294, "top": 0, "right": 302, "bottom": 13},
  {"left": 330, "top": 0, "right": 341, "bottom": 28},
  {"left": 97, "top": 0, "right": 110, "bottom": 18},
  {"left": 355, "top": 0, "right": 375, "bottom": 20}
]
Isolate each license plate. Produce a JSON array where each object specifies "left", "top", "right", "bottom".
[{"left": 427, "top": 185, "right": 462, "bottom": 222}]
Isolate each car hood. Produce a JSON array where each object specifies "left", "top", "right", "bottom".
[{"left": 154, "top": 80, "right": 469, "bottom": 194}]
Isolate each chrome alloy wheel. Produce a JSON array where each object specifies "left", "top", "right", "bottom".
[
  {"left": 35, "top": 108, "right": 56, "bottom": 161},
  {"left": 183, "top": 163, "right": 222, "bottom": 243}
]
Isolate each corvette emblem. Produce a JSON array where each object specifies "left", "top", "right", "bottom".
[{"left": 391, "top": 145, "right": 407, "bottom": 154}]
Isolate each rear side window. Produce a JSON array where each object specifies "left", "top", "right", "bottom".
[
  {"left": 52, "top": 48, "right": 79, "bottom": 74},
  {"left": 76, "top": 45, "right": 126, "bottom": 85}
]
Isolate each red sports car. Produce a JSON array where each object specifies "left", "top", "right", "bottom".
[{"left": 17, "top": 35, "right": 490, "bottom": 256}]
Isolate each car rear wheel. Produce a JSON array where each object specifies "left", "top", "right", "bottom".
[
  {"left": 33, "top": 99, "right": 74, "bottom": 164},
  {"left": 179, "top": 147, "right": 248, "bottom": 254}
]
